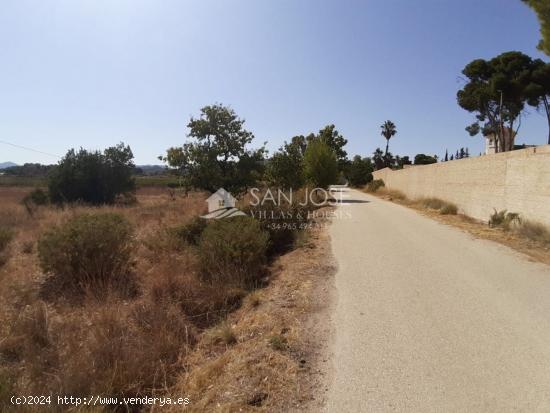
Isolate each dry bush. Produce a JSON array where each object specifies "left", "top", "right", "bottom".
[
  {"left": 440, "top": 203, "right": 458, "bottom": 215},
  {"left": 489, "top": 209, "right": 521, "bottom": 230},
  {"left": 143, "top": 261, "right": 246, "bottom": 328},
  {"left": 198, "top": 216, "right": 269, "bottom": 288},
  {"left": 242, "top": 188, "right": 319, "bottom": 255},
  {"left": 170, "top": 216, "right": 208, "bottom": 247},
  {"left": 0, "top": 227, "right": 14, "bottom": 266},
  {"left": 2, "top": 299, "right": 196, "bottom": 404},
  {"left": 419, "top": 197, "right": 458, "bottom": 215},
  {"left": 516, "top": 220, "right": 550, "bottom": 246},
  {"left": 384, "top": 189, "right": 407, "bottom": 201},
  {"left": 489, "top": 211, "right": 550, "bottom": 246},
  {"left": 22, "top": 188, "right": 49, "bottom": 216},
  {"left": 2, "top": 187, "right": 311, "bottom": 411},
  {"left": 421, "top": 197, "right": 446, "bottom": 210},
  {"left": 364, "top": 179, "right": 385, "bottom": 193},
  {"left": 37, "top": 212, "right": 136, "bottom": 298}
]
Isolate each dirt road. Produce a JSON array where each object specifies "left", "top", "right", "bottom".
[{"left": 325, "top": 189, "right": 550, "bottom": 412}]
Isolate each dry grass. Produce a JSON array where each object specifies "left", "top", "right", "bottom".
[
  {"left": 0, "top": 185, "right": 333, "bottom": 412},
  {"left": 363, "top": 179, "right": 385, "bottom": 193},
  {"left": 369, "top": 190, "right": 550, "bottom": 265},
  {"left": 166, "top": 215, "right": 335, "bottom": 412},
  {"left": 517, "top": 220, "right": 550, "bottom": 246},
  {"left": 419, "top": 197, "right": 458, "bottom": 215},
  {"left": 0, "top": 188, "right": 211, "bottom": 409}
]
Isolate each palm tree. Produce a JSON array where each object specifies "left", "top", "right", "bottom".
[{"left": 380, "top": 120, "right": 397, "bottom": 160}]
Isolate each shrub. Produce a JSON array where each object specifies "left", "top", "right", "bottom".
[
  {"left": 171, "top": 216, "right": 208, "bottom": 246},
  {"left": 385, "top": 189, "right": 407, "bottom": 201},
  {"left": 37, "top": 213, "right": 135, "bottom": 295},
  {"left": 22, "top": 188, "right": 49, "bottom": 216},
  {"left": 48, "top": 143, "right": 135, "bottom": 205},
  {"left": 243, "top": 188, "right": 318, "bottom": 255},
  {"left": 0, "top": 227, "right": 13, "bottom": 253},
  {"left": 198, "top": 216, "right": 269, "bottom": 288},
  {"left": 269, "top": 335, "right": 288, "bottom": 351},
  {"left": 0, "top": 227, "right": 14, "bottom": 267},
  {"left": 420, "top": 198, "right": 458, "bottom": 215},
  {"left": 421, "top": 197, "right": 446, "bottom": 210},
  {"left": 517, "top": 220, "right": 550, "bottom": 245},
  {"left": 365, "top": 179, "right": 385, "bottom": 192},
  {"left": 440, "top": 204, "right": 458, "bottom": 215},
  {"left": 489, "top": 209, "right": 521, "bottom": 230}
]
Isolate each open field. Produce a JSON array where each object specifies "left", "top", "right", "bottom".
[
  {"left": 0, "top": 185, "right": 333, "bottom": 412},
  {"left": 0, "top": 175, "right": 179, "bottom": 188}
]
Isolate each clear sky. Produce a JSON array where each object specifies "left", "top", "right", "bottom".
[{"left": 0, "top": 0, "right": 548, "bottom": 165}]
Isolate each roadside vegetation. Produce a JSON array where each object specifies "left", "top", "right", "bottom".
[
  {"left": 0, "top": 103, "right": 344, "bottom": 412},
  {"left": 365, "top": 180, "right": 550, "bottom": 264}
]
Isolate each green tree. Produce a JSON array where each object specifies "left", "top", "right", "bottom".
[
  {"left": 522, "top": 0, "right": 550, "bottom": 56},
  {"left": 266, "top": 138, "right": 305, "bottom": 189},
  {"left": 396, "top": 155, "right": 412, "bottom": 168},
  {"left": 414, "top": 154, "right": 438, "bottom": 165},
  {"left": 303, "top": 139, "right": 338, "bottom": 189},
  {"left": 316, "top": 125, "right": 348, "bottom": 170},
  {"left": 525, "top": 60, "right": 550, "bottom": 144},
  {"left": 372, "top": 148, "right": 385, "bottom": 170},
  {"left": 346, "top": 155, "right": 373, "bottom": 187},
  {"left": 380, "top": 120, "right": 397, "bottom": 163},
  {"left": 161, "top": 104, "right": 265, "bottom": 194},
  {"left": 48, "top": 143, "right": 135, "bottom": 205},
  {"left": 457, "top": 51, "right": 534, "bottom": 152}
]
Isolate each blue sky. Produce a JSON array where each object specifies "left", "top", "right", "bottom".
[{"left": 0, "top": 0, "right": 547, "bottom": 165}]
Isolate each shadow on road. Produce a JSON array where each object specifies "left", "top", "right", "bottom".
[{"left": 334, "top": 199, "right": 370, "bottom": 204}]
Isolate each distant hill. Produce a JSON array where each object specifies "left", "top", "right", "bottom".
[
  {"left": 135, "top": 165, "right": 167, "bottom": 175},
  {"left": 0, "top": 162, "right": 17, "bottom": 169}
]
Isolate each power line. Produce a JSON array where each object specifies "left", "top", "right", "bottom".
[{"left": 0, "top": 139, "right": 61, "bottom": 159}]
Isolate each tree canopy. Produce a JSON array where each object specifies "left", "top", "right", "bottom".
[
  {"left": 524, "top": 59, "right": 550, "bottom": 144},
  {"left": 265, "top": 137, "right": 306, "bottom": 189},
  {"left": 523, "top": 0, "right": 550, "bottom": 56},
  {"left": 380, "top": 121, "right": 397, "bottom": 165},
  {"left": 457, "top": 51, "right": 536, "bottom": 152},
  {"left": 303, "top": 139, "right": 338, "bottom": 189},
  {"left": 161, "top": 104, "right": 265, "bottom": 194},
  {"left": 316, "top": 125, "right": 348, "bottom": 170},
  {"left": 48, "top": 143, "right": 135, "bottom": 205},
  {"left": 414, "top": 154, "right": 438, "bottom": 165},
  {"left": 346, "top": 155, "right": 373, "bottom": 187}
]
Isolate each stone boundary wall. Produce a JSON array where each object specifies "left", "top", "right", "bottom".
[{"left": 372, "top": 145, "right": 550, "bottom": 227}]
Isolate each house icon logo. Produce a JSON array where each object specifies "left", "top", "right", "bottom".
[{"left": 201, "top": 188, "right": 247, "bottom": 219}]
